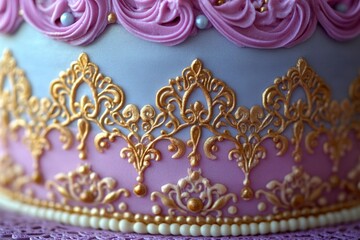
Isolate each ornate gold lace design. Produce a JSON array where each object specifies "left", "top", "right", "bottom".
[
  {"left": 255, "top": 166, "right": 331, "bottom": 213},
  {"left": 0, "top": 50, "right": 359, "bottom": 201},
  {"left": 151, "top": 168, "right": 237, "bottom": 216},
  {"left": 0, "top": 155, "right": 29, "bottom": 192},
  {"left": 46, "top": 164, "right": 129, "bottom": 213}
]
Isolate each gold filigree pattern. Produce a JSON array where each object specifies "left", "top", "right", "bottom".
[
  {"left": 0, "top": 155, "right": 29, "bottom": 191},
  {"left": 151, "top": 168, "right": 237, "bottom": 217},
  {"left": 0, "top": 50, "right": 359, "bottom": 201},
  {"left": 340, "top": 157, "right": 360, "bottom": 202},
  {"left": 255, "top": 166, "right": 331, "bottom": 213},
  {"left": 46, "top": 164, "right": 129, "bottom": 213}
]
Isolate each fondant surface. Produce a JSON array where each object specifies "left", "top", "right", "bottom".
[{"left": 0, "top": 3, "right": 360, "bottom": 237}]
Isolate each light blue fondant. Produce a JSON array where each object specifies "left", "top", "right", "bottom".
[{"left": 0, "top": 24, "right": 359, "bottom": 109}]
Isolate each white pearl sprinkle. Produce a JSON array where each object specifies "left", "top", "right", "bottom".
[
  {"left": 210, "top": 225, "right": 221, "bottom": 237},
  {"left": 169, "top": 223, "right": 180, "bottom": 235},
  {"left": 119, "top": 219, "right": 133, "bottom": 233},
  {"left": 89, "top": 216, "right": 100, "bottom": 229},
  {"left": 221, "top": 224, "right": 231, "bottom": 236},
  {"left": 195, "top": 15, "right": 209, "bottom": 30},
  {"left": 134, "top": 222, "right": 147, "bottom": 234},
  {"left": 158, "top": 223, "right": 170, "bottom": 235},
  {"left": 147, "top": 223, "right": 159, "bottom": 235},
  {"left": 270, "top": 221, "right": 280, "bottom": 233},
  {"left": 109, "top": 218, "right": 119, "bottom": 231},
  {"left": 99, "top": 218, "right": 110, "bottom": 230},
  {"left": 231, "top": 224, "right": 241, "bottom": 236},
  {"left": 190, "top": 224, "right": 201, "bottom": 237},
  {"left": 60, "top": 12, "right": 75, "bottom": 27}
]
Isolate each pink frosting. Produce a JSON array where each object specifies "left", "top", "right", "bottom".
[
  {"left": 313, "top": 0, "right": 360, "bottom": 41},
  {"left": 20, "top": 0, "right": 111, "bottom": 45},
  {"left": 1, "top": 0, "right": 360, "bottom": 47},
  {"left": 0, "top": 0, "right": 22, "bottom": 34},
  {"left": 112, "top": 0, "right": 196, "bottom": 46},
  {"left": 199, "top": 0, "right": 317, "bottom": 48}
]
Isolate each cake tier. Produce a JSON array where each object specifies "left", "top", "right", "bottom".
[{"left": 0, "top": 18, "right": 360, "bottom": 236}]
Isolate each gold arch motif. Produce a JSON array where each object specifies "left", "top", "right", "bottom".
[{"left": 0, "top": 50, "right": 359, "bottom": 199}]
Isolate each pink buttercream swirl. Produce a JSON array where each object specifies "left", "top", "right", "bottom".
[
  {"left": 0, "top": 0, "right": 22, "bottom": 34},
  {"left": 313, "top": 0, "right": 360, "bottom": 41},
  {"left": 1, "top": 0, "right": 360, "bottom": 47},
  {"left": 20, "top": 0, "right": 111, "bottom": 45},
  {"left": 112, "top": 0, "right": 196, "bottom": 46},
  {"left": 199, "top": 0, "right": 317, "bottom": 48}
]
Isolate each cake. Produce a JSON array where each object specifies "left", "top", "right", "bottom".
[{"left": 0, "top": 0, "right": 359, "bottom": 237}]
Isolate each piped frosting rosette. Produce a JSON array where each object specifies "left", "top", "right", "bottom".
[
  {"left": 198, "top": 0, "right": 317, "bottom": 48},
  {"left": 112, "top": 0, "right": 196, "bottom": 46},
  {"left": 313, "top": 0, "right": 360, "bottom": 41},
  {"left": 21, "top": 0, "right": 111, "bottom": 45},
  {"left": 0, "top": 0, "right": 22, "bottom": 34}
]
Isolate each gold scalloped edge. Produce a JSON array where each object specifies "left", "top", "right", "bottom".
[{"left": 0, "top": 49, "right": 359, "bottom": 205}]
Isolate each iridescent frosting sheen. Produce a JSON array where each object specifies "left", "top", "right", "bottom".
[
  {"left": 0, "top": 0, "right": 22, "bottom": 34},
  {"left": 0, "top": 0, "right": 360, "bottom": 47}
]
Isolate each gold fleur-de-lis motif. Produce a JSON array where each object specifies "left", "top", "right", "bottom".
[
  {"left": 47, "top": 164, "right": 130, "bottom": 213},
  {"left": 151, "top": 168, "right": 237, "bottom": 217},
  {"left": 0, "top": 50, "right": 359, "bottom": 202}
]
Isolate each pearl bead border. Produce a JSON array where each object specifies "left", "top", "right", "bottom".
[{"left": 1, "top": 195, "right": 360, "bottom": 237}]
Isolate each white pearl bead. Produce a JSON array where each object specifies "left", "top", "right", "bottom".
[
  {"left": 133, "top": 222, "right": 147, "bottom": 234},
  {"left": 169, "top": 223, "right": 180, "bottom": 235},
  {"left": 190, "top": 225, "right": 201, "bottom": 236},
  {"left": 147, "top": 223, "right": 159, "bottom": 235},
  {"left": 195, "top": 15, "right": 209, "bottom": 29},
  {"left": 60, "top": 12, "right": 75, "bottom": 27}
]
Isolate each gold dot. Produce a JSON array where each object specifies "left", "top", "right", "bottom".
[
  {"left": 80, "top": 190, "right": 95, "bottom": 203},
  {"left": 330, "top": 175, "right": 340, "bottom": 187},
  {"left": 260, "top": 6, "right": 267, "bottom": 12},
  {"left": 133, "top": 183, "right": 147, "bottom": 197},
  {"left": 257, "top": 202, "right": 266, "bottom": 212},
  {"left": 78, "top": 165, "right": 89, "bottom": 174},
  {"left": 32, "top": 172, "right": 43, "bottom": 184},
  {"left": 107, "top": 13, "right": 117, "bottom": 24},
  {"left": 241, "top": 186, "right": 253, "bottom": 200},
  {"left": 187, "top": 198, "right": 203, "bottom": 213},
  {"left": 291, "top": 194, "right": 304, "bottom": 208},
  {"left": 216, "top": 0, "right": 225, "bottom": 5},
  {"left": 152, "top": 205, "right": 161, "bottom": 215}
]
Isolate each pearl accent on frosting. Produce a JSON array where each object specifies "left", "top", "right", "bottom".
[
  {"left": 60, "top": 12, "right": 75, "bottom": 27},
  {"left": 195, "top": 15, "right": 208, "bottom": 29},
  {"left": 0, "top": 1, "right": 359, "bottom": 47}
]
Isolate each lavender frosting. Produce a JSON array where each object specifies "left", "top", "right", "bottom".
[
  {"left": 0, "top": 0, "right": 22, "bottom": 34},
  {"left": 1, "top": 0, "right": 360, "bottom": 48}
]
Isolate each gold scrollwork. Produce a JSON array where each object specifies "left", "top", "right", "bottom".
[
  {"left": 46, "top": 164, "right": 129, "bottom": 213},
  {"left": 255, "top": 166, "right": 331, "bottom": 214},
  {"left": 0, "top": 50, "right": 359, "bottom": 201},
  {"left": 0, "top": 155, "right": 29, "bottom": 191},
  {"left": 151, "top": 168, "right": 237, "bottom": 217}
]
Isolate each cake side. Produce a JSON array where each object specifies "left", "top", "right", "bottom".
[{"left": 0, "top": 20, "right": 359, "bottom": 236}]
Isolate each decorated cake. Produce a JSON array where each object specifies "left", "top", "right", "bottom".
[{"left": 0, "top": 0, "right": 360, "bottom": 237}]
